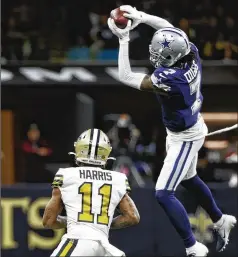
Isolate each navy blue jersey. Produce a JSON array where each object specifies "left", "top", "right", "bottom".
[{"left": 151, "top": 43, "right": 203, "bottom": 132}]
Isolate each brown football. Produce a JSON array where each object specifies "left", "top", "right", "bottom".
[{"left": 110, "top": 8, "right": 129, "bottom": 29}]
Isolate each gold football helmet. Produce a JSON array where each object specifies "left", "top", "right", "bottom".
[{"left": 70, "top": 129, "right": 112, "bottom": 166}]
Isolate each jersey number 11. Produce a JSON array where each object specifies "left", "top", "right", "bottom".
[{"left": 78, "top": 182, "right": 112, "bottom": 225}]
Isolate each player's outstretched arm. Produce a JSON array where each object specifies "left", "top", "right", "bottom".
[
  {"left": 108, "top": 18, "right": 152, "bottom": 91},
  {"left": 120, "top": 5, "right": 174, "bottom": 30},
  {"left": 42, "top": 188, "right": 66, "bottom": 229},
  {"left": 108, "top": 18, "right": 164, "bottom": 93},
  {"left": 111, "top": 193, "right": 140, "bottom": 229}
]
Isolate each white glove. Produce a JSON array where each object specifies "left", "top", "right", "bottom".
[
  {"left": 120, "top": 5, "right": 146, "bottom": 30},
  {"left": 107, "top": 18, "right": 132, "bottom": 44}
]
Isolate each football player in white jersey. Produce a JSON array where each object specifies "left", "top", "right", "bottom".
[{"left": 43, "top": 128, "right": 140, "bottom": 256}]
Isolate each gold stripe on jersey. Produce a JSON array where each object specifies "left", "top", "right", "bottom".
[
  {"left": 51, "top": 175, "right": 63, "bottom": 188},
  {"left": 60, "top": 240, "right": 73, "bottom": 256},
  {"left": 125, "top": 179, "right": 131, "bottom": 192},
  {"left": 57, "top": 239, "right": 77, "bottom": 257}
]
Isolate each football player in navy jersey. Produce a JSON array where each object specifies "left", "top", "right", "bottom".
[{"left": 108, "top": 5, "right": 236, "bottom": 257}]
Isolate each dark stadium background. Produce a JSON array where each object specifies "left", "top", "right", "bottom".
[{"left": 1, "top": 0, "right": 237, "bottom": 256}]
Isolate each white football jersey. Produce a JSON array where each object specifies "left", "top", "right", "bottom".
[{"left": 52, "top": 166, "right": 131, "bottom": 241}]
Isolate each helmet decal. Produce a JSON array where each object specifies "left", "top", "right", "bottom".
[{"left": 149, "top": 27, "right": 191, "bottom": 68}]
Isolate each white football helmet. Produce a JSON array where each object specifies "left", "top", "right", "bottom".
[{"left": 149, "top": 27, "right": 191, "bottom": 67}]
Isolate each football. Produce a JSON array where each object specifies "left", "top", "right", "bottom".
[{"left": 110, "top": 7, "right": 129, "bottom": 29}]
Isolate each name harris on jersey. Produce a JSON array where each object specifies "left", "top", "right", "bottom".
[{"left": 79, "top": 169, "right": 112, "bottom": 181}]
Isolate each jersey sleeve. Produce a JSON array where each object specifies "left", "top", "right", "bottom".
[
  {"left": 151, "top": 68, "right": 179, "bottom": 95},
  {"left": 117, "top": 174, "right": 131, "bottom": 200},
  {"left": 125, "top": 176, "right": 131, "bottom": 193},
  {"left": 51, "top": 169, "right": 64, "bottom": 188}
]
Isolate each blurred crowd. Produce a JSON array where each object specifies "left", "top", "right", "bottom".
[
  {"left": 1, "top": 0, "right": 237, "bottom": 62},
  {"left": 20, "top": 116, "right": 237, "bottom": 188}
]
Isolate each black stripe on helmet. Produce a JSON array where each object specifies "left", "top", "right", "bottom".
[
  {"left": 88, "top": 129, "right": 94, "bottom": 158},
  {"left": 94, "top": 130, "right": 101, "bottom": 159}
]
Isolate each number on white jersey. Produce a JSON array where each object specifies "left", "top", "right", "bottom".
[
  {"left": 78, "top": 182, "right": 112, "bottom": 225},
  {"left": 97, "top": 184, "right": 112, "bottom": 225}
]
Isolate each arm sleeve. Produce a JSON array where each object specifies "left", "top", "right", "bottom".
[
  {"left": 118, "top": 42, "right": 147, "bottom": 90},
  {"left": 143, "top": 13, "right": 174, "bottom": 30},
  {"left": 51, "top": 169, "right": 64, "bottom": 188}
]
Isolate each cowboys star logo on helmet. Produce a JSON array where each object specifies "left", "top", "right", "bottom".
[
  {"left": 159, "top": 38, "right": 173, "bottom": 50},
  {"left": 149, "top": 27, "right": 191, "bottom": 67}
]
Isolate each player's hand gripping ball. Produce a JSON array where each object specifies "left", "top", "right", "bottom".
[{"left": 110, "top": 7, "right": 130, "bottom": 29}]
